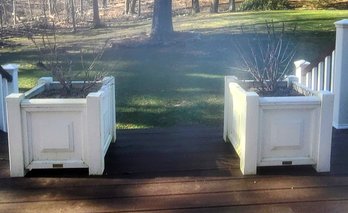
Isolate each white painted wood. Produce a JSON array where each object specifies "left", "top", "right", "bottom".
[
  {"left": 6, "top": 93, "right": 27, "bottom": 177},
  {"left": 86, "top": 92, "right": 104, "bottom": 175},
  {"left": 324, "top": 56, "right": 331, "bottom": 91},
  {"left": 0, "top": 76, "right": 5, "bottom": 132},
  {"left": 315, "top": 91, "right": 334, "bottom": 172},
  {"left": 306, "top": 71, "right": 312, "bottom": 89},
  {"left": 2, "top": 64, "right": 19, "bottom": 94},
  {"left": 6, "top": 77, "right": 116, "bottom": 176},
  {"left": 333, "top": 19, "right": 348, "bottom": 129},
  {"left": 331, "top": 50, "right": 335, "bottom": 93},
  {"left": 223, "top": 76, "right": 334, "bottom": 174},
  {"left": 318, "top": 62, "right": 324, "bottom": 90},
  {"left": 0, "top": 64, "right": 19, "bottom": 132},
  {"left": 311, "top": 67, "right": 318, "bottom": 91},
  {"left": 259, "top": 99, "right": 320, "bottom": 165},
  {"left": 224, "top": 79, "right": 258, "bottom": 175},
  {"left": 294, "top": 60, "right": 310, "bottom": 85}
]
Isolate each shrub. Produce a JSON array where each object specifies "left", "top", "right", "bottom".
[
  {"left": 302, "top": 0, "right": 339, "bottom": 9},
  {"left": 234, "top": 22, "right": 297, "bottom": 95},
  {"left": 239, "top": 0, "right": 292, "bottom": 11}
]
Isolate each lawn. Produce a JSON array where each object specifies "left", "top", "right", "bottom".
[{"left": 1, "top": 10, "right": 347, "bottom": 129}]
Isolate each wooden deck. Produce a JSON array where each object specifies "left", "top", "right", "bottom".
[{"left": 1, "top": 126, "right": 348, "bottom": 212}]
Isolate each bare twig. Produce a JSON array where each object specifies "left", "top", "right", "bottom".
[{"left": 234, "top": 21, "right": 297, "bottom": 93}]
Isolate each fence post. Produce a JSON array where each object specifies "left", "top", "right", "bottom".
[
  {"left": 294, "top": 60, "right": 310, "bottom": 85},
  {"left": 2, "top": 64, "right": 19, "bottom": 94},
  {"left": 333, "top": 19, "right": 348, "bottom": 129},
  {"left": 1, "top": 64, "right": 19, "bottom": 132}
]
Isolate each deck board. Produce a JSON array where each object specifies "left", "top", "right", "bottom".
[{"left": 0, "top": 126, "right": 348, "bottom": 212}]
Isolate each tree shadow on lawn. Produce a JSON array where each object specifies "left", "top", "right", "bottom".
[
  {"left": 104, "top": 30, "right": 335, "bottom": 128},
  {"left": 0, "top": 30, "right": 336, "bottom": 129}
]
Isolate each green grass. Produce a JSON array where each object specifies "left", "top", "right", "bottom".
[{"left": 1, "top": 10, "right": 347, "bottom": 129}]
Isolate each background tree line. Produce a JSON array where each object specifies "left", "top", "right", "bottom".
[
  {"left": 1, "top": 0, "right": 344, "bottom": 29},
  {"left": 0, "top": 0, "right": 252, "bottom": 29}
]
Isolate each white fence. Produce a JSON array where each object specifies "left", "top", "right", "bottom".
[
  {"left": 0, "top": 64, "right": 19, "bottom": 132},
  {"left": 295, "top": 19, "right": 348, "bottom": 129},
  {"left": 295, "top": 51, "right": 335, "bottom": 93}
]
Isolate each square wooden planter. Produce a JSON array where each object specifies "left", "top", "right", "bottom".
[
  {"left": 6, "top": 77, "right": 116, "bottom": 177},
  {"left": 223, "top": 76, "right": 334, "bottom": 175}
]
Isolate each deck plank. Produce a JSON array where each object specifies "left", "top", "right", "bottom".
[
  {"left": 0, "top": 126, "right": 347, "bottom": 212},
  {"left": 1, "top": 186, "right": 348, "bottom": 212},
  {"left": 1, "top": 176, "right": 348, "bottom": 203}
]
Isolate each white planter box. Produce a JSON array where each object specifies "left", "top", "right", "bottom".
[
  {"left": 6, "top": 77, "right": 116, "bottom": 177},
  {"left": 223, "top": 76, "right": 334, "bottom": 175}
]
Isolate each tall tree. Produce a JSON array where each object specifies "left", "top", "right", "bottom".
[
  {"left": 65, "top": 0, "right": 70, "bottom": 22},
  {"left": 12, "top": 0, "right": 16, "bottom": 26},
  {"left": 138, "top": 0, "right": 141, "bottom": 16},
  {"left": 228, "top": 0, "right": 235, "bottom": 12},
  {"left": 92, "top": 0, "right": 102, "bottom": 28},
  {"left": 151, "top": 0, "right": 173, "bottom": 41},
  {"left": 27, "top": 0, "right": 33, "bottom": 19},
  {"left": 125, "top": 0, "right": 137, "bottom": 15},
  {"left": 70, "top": 0, "right": 76, "bottom": 32},
  {"left": 192, "top": 0, "right": 200, "bottom": 14},
  {"left": 80, "top": 0, "right": 83, "bottom": 16},
  {"left": 210, "top": 0, "right": 219, "bottom": 13},
  {"left": 103, "top": 0, "right": 108, "bottom": 8}
]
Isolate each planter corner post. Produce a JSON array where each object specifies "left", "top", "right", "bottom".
[
  {"left": 240, "top": 93, "right": 259, "bottom": 175},
  {"left": 315, "top": 91, "right": 334, "bottom": 172},
  {"left": 86, "top": 92, "right": 104, "bottom": 175},
  {"left": 6, "top": 93, "right": 26, "bottom": 177}
]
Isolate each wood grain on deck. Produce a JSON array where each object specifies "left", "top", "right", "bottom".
[{"left": 0, "top": 126, "right": 347, "bottom": 212}]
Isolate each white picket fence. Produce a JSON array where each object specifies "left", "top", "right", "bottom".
[
  {"left": 0, "top": 64, "right": 19, "bottom": 132},
  {"left": 295, "top": 50, "right": 335, "bottom": 93},
  {"left": 295, "top": 19, "right": 348, "bottom": 129}
]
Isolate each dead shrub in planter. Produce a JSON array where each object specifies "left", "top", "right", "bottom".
[
  {"left": 234, "top": 21, "right": 297, "bottom": 96},
  {"left": 26, "top": 21, "right": 109, "bottom": 98}
]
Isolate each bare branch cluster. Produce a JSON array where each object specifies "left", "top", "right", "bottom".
[
  {"left": 235, "top": 21, "right": 297, "bottom": 94},
  {"left": 26, "top": 19, "right": 109, "bottom": 97}
]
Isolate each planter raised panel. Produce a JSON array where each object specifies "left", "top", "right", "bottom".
[
  {"left": 223, "top": 76, "right": 334, "bottom": 175},
  {"left": 6, "top": 77, "right": 116, "bottom": 177}
]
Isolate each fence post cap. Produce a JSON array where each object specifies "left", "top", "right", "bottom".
[
  {"left": 335, "top": 19, "right": 348, "bottom": 28},
  {"left": 2, "top": 64, "right": 19, "bottom": 70},
  {"left": 294, "top": 60, "right": 310, "bottom": 68},
  {"left": 38, "top": 77, "right": 53, "bottom": 85}
]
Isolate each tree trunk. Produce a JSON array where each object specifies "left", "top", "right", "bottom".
[
  {"left": 125, "top": 0, "right": 137, "bottom": 15},
  {"left": 47, "top": 0, "right": 51, "bottom": 15},
  {"left": 92, "top": 0, "right": 102, "bottom": 28},
  {"left": 1, "top": 2, "right": 7, "bottom": 27},
  {"left": 27, "top": 0, "right": 33, "bottom": 19},
  {"left": 103, "top": 0, "right": 108, "bottom": 8},
  {"left": 192, "top": 0, "right": 200, "bottom": 13},
  {"left": 130, "top": 0, "right": 137, "bottom": 14},
  {"left": 138, "top": 0, "right": 141, "bottom": 16},
  {"left": 210, "top": 0, "right": 219, "bottom": 13},
  {"left": 12, "top": 0, "right": 16, "bottom": 26},
  {"left": 125, "top": 0, "right": 130, "bottom": 14},
  {"left": 0, "top": 5, "right": 3, "bottom": 28},
  {"left": 80, "top": 0, "right": 83, "bottom": 16},
  {"left": 228, "top": 0, "right": 235, "bottom": 12},
  {"left": 151, "top": 0, "right": 173, "bottom": 41},
  {"left": 70, "top": 0, "right": 76, "bottom": 32},
  {"left": 65, "top": 0, "right": 70, "bottom": 22}
]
